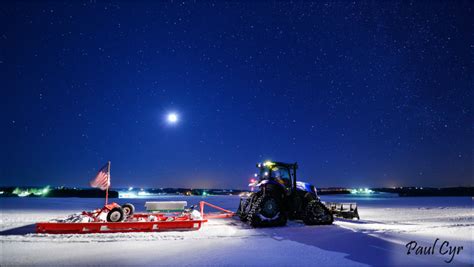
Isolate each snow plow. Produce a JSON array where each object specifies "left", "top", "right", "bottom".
[
  {"left": 326, "top": 202, "right": 360, "bottom": 220},
  {"left": 36, "top": 201, "right": 233, "bottom": 234},
  {"left": 237, "top": 161, "right": 359, "bottom": 227}
]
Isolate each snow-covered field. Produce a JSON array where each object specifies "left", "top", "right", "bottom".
[{"left": 1, "top": 194, "right": 472, "bottom": 266}]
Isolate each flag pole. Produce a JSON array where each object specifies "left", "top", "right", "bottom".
[{"left": 105, "top": 161, "right": 110, "bottom": 205}]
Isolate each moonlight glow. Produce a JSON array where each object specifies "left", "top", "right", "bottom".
[{"left": 167, "top": 113, "right": 179, "bottom": 124}]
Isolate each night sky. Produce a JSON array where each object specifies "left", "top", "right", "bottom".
[{"left": 2, "top": 1, "right": 472, "bottom": 189}]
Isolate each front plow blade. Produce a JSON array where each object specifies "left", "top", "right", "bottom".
[{"left": 324, "top": 202, "right": 360, "bottom": 220}]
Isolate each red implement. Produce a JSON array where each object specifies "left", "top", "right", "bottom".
[
  {"left": 35, "top": 201, "right": 233, "bottom": 234},
  {"left": 36, "top": 217, "right": 206, "bottom": 234},
  {"left": 199, "top": 201, "right": 235, "bottom": 219},
  {"left": 36, "top": 212, "right": 207, "bottom": 234}
]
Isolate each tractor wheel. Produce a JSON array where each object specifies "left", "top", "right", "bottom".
[
  {"left": 303, "top": 200, "right": 334, "bottom": 225},
  {"left": 246, "top": 193, "right": 287, "bottom": 227},
  {"left": 238, "top": 195, "right": 254, "bottom": 222},
  {"left": 107, "top": 207, "right": 124, "bottom": 222},
  {"left": 121, "top": 203, "right": 135, "bottom": 216}
]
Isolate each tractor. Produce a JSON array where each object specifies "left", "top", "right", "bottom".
[{"left": 237, "top": 161, "right": 358, "bottom": 227}]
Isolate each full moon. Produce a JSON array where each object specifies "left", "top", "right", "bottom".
[{"left": 167, "top": 113, "right": 179, "bottom": 124}]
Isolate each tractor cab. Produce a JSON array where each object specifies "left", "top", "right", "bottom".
[
  {"left": 253, "top": 161, "right": 317, "bottom": 198},
  {"left": 253, "top": 161, "right": 297, "bottom": 195}
]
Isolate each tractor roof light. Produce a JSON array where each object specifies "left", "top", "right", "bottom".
[{"left": 263, "top": 161, "right": 275, "bottom": 167}]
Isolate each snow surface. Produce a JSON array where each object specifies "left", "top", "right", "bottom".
[{"left": 1, "top": 194, "right": 472, "bottom": 266}]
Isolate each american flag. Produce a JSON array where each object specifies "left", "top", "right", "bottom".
[{"left": 90, "top": 162, "right": 110, "bottom": 190}]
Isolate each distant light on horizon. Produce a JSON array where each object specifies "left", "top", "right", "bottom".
[{"left": 351, "top": 188, "right": 374, "bottom": 194}]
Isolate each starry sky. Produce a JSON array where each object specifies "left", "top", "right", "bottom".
[{"left": 2, "top": 1, "right": 472, "bottom": 189}]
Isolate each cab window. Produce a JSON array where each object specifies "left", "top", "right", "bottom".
[{"left": 271, "top": 167, "right": 290, "bottom": 179}]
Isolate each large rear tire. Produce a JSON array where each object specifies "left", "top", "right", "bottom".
[
  {"left": 246, "top": 193, "right": 287, "bottom": 227},
  {"left": 303, "top": 200, "right": 333, "bottom": 225}
]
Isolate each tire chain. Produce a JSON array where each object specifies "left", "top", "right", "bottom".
[
  {"left": 303, "top": 200, "right": 333, "bottom": 225},
  {"left": 245, "top": 193, "right": 264, "bottom": 226}
]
